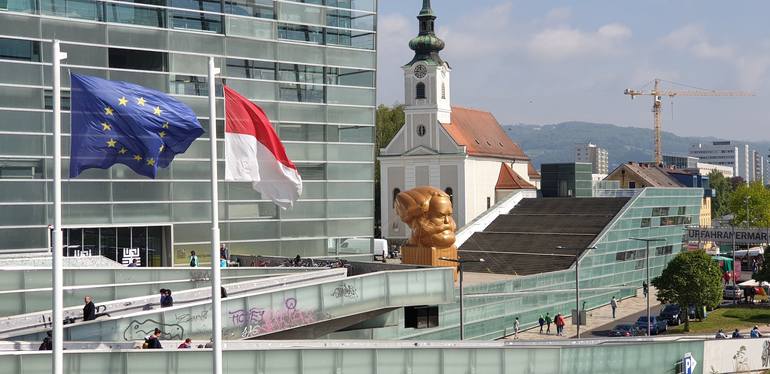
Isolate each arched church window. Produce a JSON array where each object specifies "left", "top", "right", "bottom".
[
  {"left": 392, "top": 188, "right": 401, "bottom": 207},
  {"left": 416, "top": 82, "right": 426, "bottom": 99},
  {"left": 441, "top": 83, "right": 446, "bottom": 99},
  {"left": 444, "top": 187, "right": 453, "bottom": 205}
]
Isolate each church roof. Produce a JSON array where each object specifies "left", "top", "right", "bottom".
[
  {"left": 496, "top": 163, "right": 536, "bottom": 190},
  {"left": 528, "top": 163, "right": 541, "bottom": 180},
  {"left": 441, "top": 106, "right": 529, "bottom": 160}
]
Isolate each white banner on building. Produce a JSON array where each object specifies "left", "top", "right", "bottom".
[{"left": 686, "top": 226, "right": 769, "bottom": 245}]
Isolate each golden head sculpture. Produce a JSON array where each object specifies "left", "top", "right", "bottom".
[{"left": 395, "top": 186, "right": 457, "bottom": 249}]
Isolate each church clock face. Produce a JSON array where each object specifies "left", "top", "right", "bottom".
[{"left": 413, "top": 65, "right": 427, "bottom": 79}]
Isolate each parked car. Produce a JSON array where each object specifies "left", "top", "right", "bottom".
[
  {"left": 635, "top": 316, "right": 668, "bottom": 335},
  {"left": 659, "top": 304, "right": 683, "bottom": 325},
  {"left": 339, "top": 238, "right": 389, "bottom": 262},
  {"left": 724, "top": 285, "right": 744, "bottom": 300},
  {"left": 609, "top": 324, "right": 643, "bottom": 337}
]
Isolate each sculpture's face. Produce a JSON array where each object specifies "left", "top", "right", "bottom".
[{"left": 417, "top": 195, "right": 456, "bottom": 247}]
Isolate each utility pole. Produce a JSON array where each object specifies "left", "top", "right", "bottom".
[
  {"left": 556, "top": 245, "right": 597, "bottom": 338},
  {"left": 440, "top": 256, "right": 484, "bottom": 340},
  {"left": 631, "top": 238, "right": 666, "bottom": 336}
]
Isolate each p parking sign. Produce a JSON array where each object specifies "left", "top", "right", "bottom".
[{"left": 683, "top": 352, "right": 697, "bottom": 374}]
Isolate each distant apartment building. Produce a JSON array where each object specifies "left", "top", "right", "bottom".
[
  {"left": 663, "top": 154, "right": 733, "bottom": 178},
  {"left": 662, "top": 155, "right": 698, "bottom": 169},
  {"left": 575, "top": 143, "right": 609, "bottom": 174},
  {"left": 690, "top": 163, "right": 734, "bottom": 178},
  {"left": 753, "top": 150, "right": 765, "bottom": 184},
  {"left": 689, "top": 141, "right": 764, "bottom": 182}
]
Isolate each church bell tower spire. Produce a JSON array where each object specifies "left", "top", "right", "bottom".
[{"left": 407, "top": 0, "right": 445, "bottom": 66}]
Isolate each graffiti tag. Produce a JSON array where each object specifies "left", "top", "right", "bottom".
[
  {"left": 123, "top": 319, "right": 184, "bottom": 341},
  {"left": 228, "top": 308, "right": 265, "bottom": 326},
  {"left": 175, "top": 310, "right": 209, "bottom": 324},
  {"left": 331, "top": 284, "right": 358, "bottom": 299}
]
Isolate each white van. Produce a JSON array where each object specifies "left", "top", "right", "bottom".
[{"left": 340, "top": 238, "right": 389, "bottom": 262}]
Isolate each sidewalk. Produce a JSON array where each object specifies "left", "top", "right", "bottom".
[{"left": 508, "top": 287, "right": 661, "bottom": 340}]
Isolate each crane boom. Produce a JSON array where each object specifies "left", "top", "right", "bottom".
[{"left": 624, "top": 78, "right": 753, "bottom": 165}]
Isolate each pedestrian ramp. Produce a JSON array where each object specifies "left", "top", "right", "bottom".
[
  {"left": 3, "top": 267, "right": 454, "bottom": 342},
  {"left": 0, "top": 268, "right": 348, "bottom": 340},
  {"left": 0, "top": 266, "right": 317, "bottom": 317}
]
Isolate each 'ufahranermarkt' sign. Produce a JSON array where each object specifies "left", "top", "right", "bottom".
[{"left": 686, "top": 227, "right": 769, "bottom": 244}]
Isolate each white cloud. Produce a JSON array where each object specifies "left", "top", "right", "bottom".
[
  {"left": 527, "top": 23, "right": 632, "bottom": 62},
  {"left": 660, "top": 25, "right": 734, "bottom": 61},
  {"left": 544, "top": 7, "right": 571, "bottom": 23},
  {"left": 660, "top": 25, "right": 770, "bottom": 90}
]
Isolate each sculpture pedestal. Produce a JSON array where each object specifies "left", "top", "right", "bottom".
[{"left": 401, "top": 245, "right": 458, "bottom": 280}]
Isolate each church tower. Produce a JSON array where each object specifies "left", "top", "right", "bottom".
[{"left": 403, "top": 0, "right": 451, "bottom": 127}]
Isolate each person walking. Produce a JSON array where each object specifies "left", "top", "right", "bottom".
[
  {"left": 160, "top": 289, "right": 174, "bottom": 308},
  {"left": 82, "top": 296, "right": 96, "bottom": 321},
  {"left": 144, "top": 328, "right": 163, "bottom": 349},
  {"left": 555, "top": 314, "right": 565, "bottom": 336},
  {"left": 189, "top": 250, "right": 199, "bottom": 267},
  {"left": 38, "top": 331, "right": 52, "bottom": 350},
  {"left": 544, "top": 313, "right": 552, "bottom": 334},
  {"left": 610, "top": 296, "right": 618, "bottom": 319},
  {"left": 513, "top": 317, "right": 520, "bottom": 340},
  {"left": 219, "top": 243, "right": 229, "bottom": 262},
  {"left": 538, "top": 315, "right": 545, "bottom": 334},
  {"left": 178, "top": 338, "right": 193, "bottom": 348},
  {"left": 642, "top": 281, "right": 649, "bottom": 299}
]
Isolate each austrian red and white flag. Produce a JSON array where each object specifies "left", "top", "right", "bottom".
[{"left": 224, "top": 86, "right": 302, "bottom": 209}]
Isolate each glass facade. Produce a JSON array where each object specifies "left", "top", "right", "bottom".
[
  {"left": 346, "top": 188, "right": 704, "bottom": 340},
  {"left": 0, "top": 0, "right": 377, "bottom": 265}
]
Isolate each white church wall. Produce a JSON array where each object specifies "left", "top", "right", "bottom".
[{"left": 462, "top": 158, "right": 503, "bottom": 226}]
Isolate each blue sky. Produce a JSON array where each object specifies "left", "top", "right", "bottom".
[{"left": 376, "top": 1, "right": 770, "bottom": 141}]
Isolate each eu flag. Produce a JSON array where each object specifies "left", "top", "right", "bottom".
[{"left": 69, "top": 73, "right": 204, "bottom": 178}]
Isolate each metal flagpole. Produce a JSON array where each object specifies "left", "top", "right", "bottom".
[
  {"left": 51, "top": 39, "right": 67, "bottom": 374},
  {"left": 208, "top": 56, "right": 223, "bottom": 374}
]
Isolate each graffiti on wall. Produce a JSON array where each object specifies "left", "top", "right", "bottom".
[
  {"left": 226, "top": 297, "right": 326, "bottom": 339},
  {"left": 331, "top": 284, "right": 358, "bottom": 299},
  {"left": 734, "top": 345, "right": 749, "bottom": 372},
  {"left": 123, "top": 319, "right": 184, "bottom": 341},
  {"left": 175, "top": 310, "right": 209, "bottom": 324}
]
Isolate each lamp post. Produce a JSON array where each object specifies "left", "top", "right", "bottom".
[
  {"left": 745, "top": 196, "right": 751, "bottom": 228},
  {"left": 630, "top": 237, "right": 666, "bottom": 336},
  {"left": 440, "top": 256, "right": 484, "bottom": 340},
  {"left": 556, "top": 245, "right": 596, "bottom": 338}
]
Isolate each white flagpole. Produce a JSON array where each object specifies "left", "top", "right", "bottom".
[
  {"left": 207, "top": 56, "right": 223, "bottom": 374},
  {"left": 51, "top": 39, "right": 67, "bottom": 374}
]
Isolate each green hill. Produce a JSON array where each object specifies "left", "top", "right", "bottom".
[{"left": 503, "top": 122, "right": 769, "bottom": 170}]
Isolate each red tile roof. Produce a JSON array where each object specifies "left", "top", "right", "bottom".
[
  {"left": 496, "top": 163, "right": 536, "bottom": 190},
  {"left": 441, "top": 106, "right": 529, "bottom": 160},
  {"left": 528, "top": 163, "right": 541, "bottom": 179}
]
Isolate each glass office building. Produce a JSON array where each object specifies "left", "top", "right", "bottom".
[
  {"left": 0, "top": 0, "right": 377, "bottom": 265},
  {"left": 328, "top": 188, "right": 703, "bottom": 340}
]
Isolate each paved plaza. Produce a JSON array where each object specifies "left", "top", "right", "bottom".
[{"left": 508, "top": 287, "right": 661, "bottom": 340}]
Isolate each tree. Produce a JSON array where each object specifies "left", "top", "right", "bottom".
[
  {"left": 374, "top": 104, "right": 405, "bottom": 237},
  {"left": 708, "top": 171, "right": 732, "bottom": 219},
  {"left": 727, "top": 181, "right": 770, "bottom": 227},
  {"left": 652, "top": 250, "right": 722, "bottom": 332}
]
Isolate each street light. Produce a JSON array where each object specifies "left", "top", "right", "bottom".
[
  {"left": 556, "top": 245, "right": 596, "bottom": 338},
  {"left": 440, "top": 256, "right": 484, "bottom": 340},
  {"left": 745, "top": 196, "right": 751, "bottom": 228},
  {"left": 630, "top": 237, "right": 666, "bottom": 336}
]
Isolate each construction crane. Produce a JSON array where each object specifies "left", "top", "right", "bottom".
[{"left": 624, "top": 78, "right": 753, "bottom": 165}]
